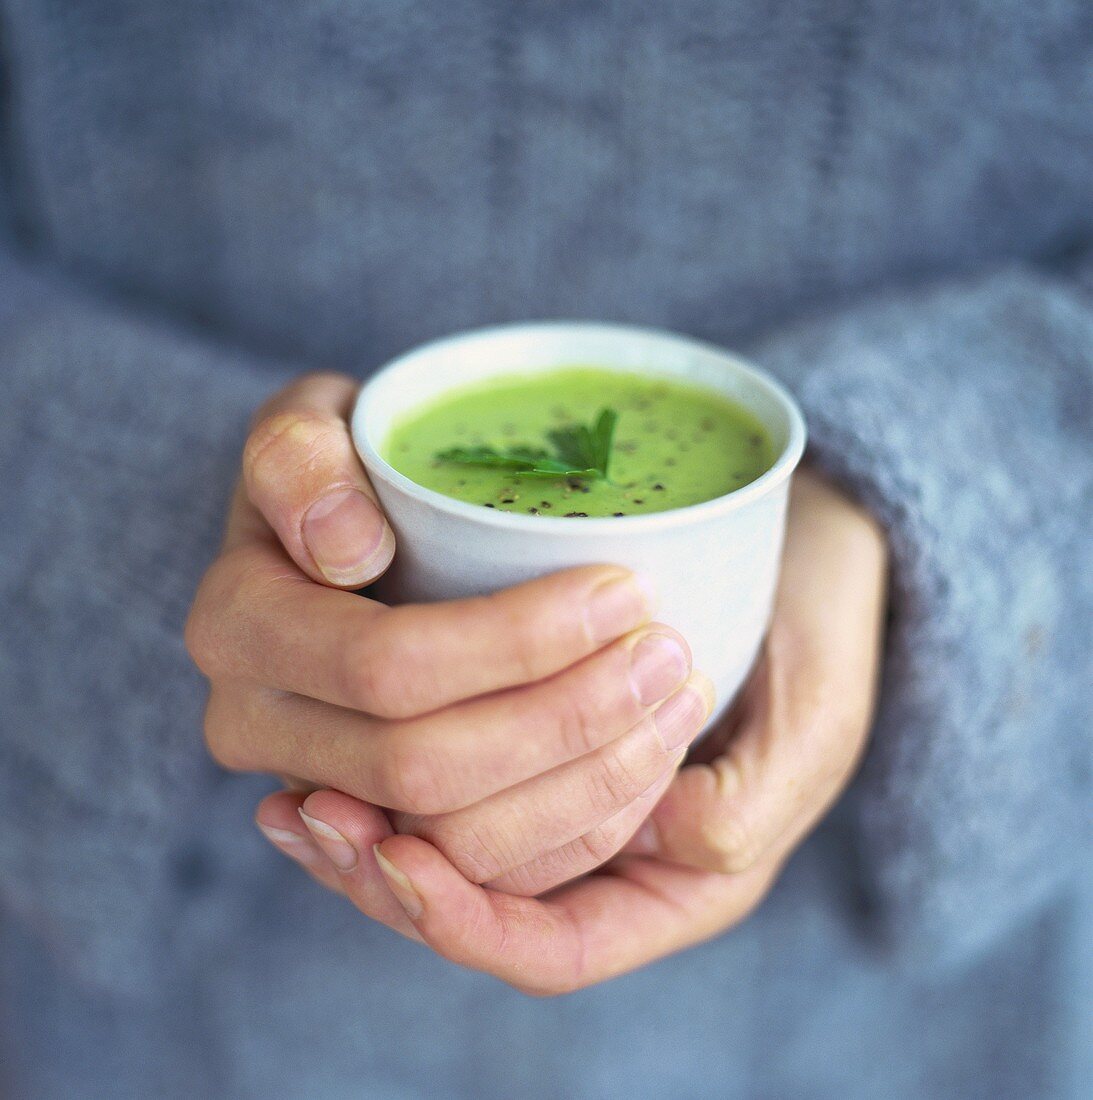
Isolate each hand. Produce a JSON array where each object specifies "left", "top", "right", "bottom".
[
  {"left": 186, "top": 373, "right": 713, "bottom": 915},
  {"left": 264, "top": 468, "right": 888, "bottom": 992}
]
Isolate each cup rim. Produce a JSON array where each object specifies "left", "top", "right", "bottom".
[{"left": 352, "top": 321, "right": 807, "bottom": 534}]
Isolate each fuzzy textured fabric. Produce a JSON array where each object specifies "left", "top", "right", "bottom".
[{"left": 0, "top": 2, "right": 1090, "bottom": 1097}]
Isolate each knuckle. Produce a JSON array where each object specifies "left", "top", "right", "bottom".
[
  {"left": 481, "top": 591, "right": 544, "bottom": 682},
  {"left": 183, "top": 600, "right": 217, "bottom": 677},
  {"left": 424, "top": 819, "right": 504, "bottom": 883},
  {"left": 187, "top": 550, "right": 290, "bottom": 680},
  {"left": 345, "top": 643, "right": 394, "bottom": 715},
  {"left": 486, "top": 860, "right": 542, "bottom": 897},
  {"left": 701, "top": 809, "right": 763, "bottom": 875},
  {"left": 183, "top": 557, "right": 245, "bottom": 677},
  {"left": 201, "top": 692, "right": 250, "bottom": 773},
  {"left": 243, "top": 408, "right": 342, "bottom": 497},
  {"left": 375, "top": 741, "right": 455, "bottom": 816},
  {"left": 343, "top": 623, "right": 423, "bottom": 719},
  {"left": 551, "top": 684, "right": 607, "bottom": 759},
  {"left": 574, "top": 823, "right": 625, "bottom": 867},
  {"left": 584, "top": 746, "right": 646, "bottom": 815}
]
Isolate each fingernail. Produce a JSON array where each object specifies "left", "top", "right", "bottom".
[
  {"left": 257, "top": 822, "right": 326, "bottom": 866},
  {"left": 629, "top": 633, "right": 689, "bottom": 706},
  {"left": 302, "top": 489, "right": 392, "bottom": 586},
  {"left": 373, "top": 845, "right": 424, "bottom": 919},
  {"left": 585, "top": 573, "right": 657, "bottom": 644},
  {"left": 298, "top": 810, "right": 358, "bottom": 871},
  {"left": 653, "top": 686, "right": 709, "bottom": 751},
  {"left": 629, "top": 819, "right": 660, "bottom": 856}
]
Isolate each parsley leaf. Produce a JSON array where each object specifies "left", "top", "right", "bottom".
[{"left": 435, "top": 407, "right": 619, "bottom": 480}]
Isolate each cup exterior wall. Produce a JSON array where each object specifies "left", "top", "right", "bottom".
[
  {"left": 369, "top": 468, "right": 789, "bottom": 723},
  {"left": 353, "top": 322, "right": 806, "bottom": 727}
]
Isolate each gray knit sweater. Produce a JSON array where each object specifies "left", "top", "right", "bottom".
[{"left": 0, "top": 2, "right": 1090, "bottom": 1097}]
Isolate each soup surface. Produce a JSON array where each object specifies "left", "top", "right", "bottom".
[{"left": 382, "top": 367, "right": 774, "bottom": 517}]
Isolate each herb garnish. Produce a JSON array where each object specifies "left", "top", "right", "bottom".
[{"left": 435, "top": 408, "right": 618, "bottom": 481}]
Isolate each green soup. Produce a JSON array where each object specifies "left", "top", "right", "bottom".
[{"left": 383, "top": 367, "right": 774, "bottom": 517}]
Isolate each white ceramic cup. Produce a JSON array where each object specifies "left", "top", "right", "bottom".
[{"left": 351, "top": 322, "right": 806, "bottom": 727}]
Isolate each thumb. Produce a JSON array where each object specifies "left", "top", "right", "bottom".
[{"left": 240, "top": 371, "right": 395, "bottom": 587}]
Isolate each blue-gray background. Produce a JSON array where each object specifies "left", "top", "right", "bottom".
[{"left": 0, "top": 2, "right": 1090, "bottom": 1098}]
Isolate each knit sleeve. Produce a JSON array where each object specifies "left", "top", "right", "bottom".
[
  {"left": 0, "top": 251, "right": 294, "bottom": 993},
  {"left": 749, "top": 262, "right": 1092, "bottom": 968}
]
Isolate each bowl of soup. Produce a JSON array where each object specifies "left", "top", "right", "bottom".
[{"left": 352, "top": 322, "right": 806, "bottom": 722}]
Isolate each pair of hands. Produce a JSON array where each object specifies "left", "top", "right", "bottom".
[{"left": 186, "top": 373, "right": 888, "bottom": 995}]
